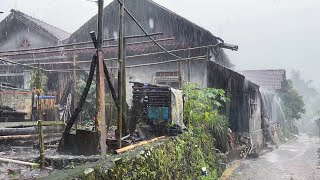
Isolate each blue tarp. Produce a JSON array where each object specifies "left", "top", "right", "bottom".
[
  {"left": 37, "top": 96, "right": 56, "bottom": 99},
  {"left": 147, "top": 107, "right": 169, "bottom": 121}
]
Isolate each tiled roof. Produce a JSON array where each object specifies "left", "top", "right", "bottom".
[
  {"left": 240, "top": 69, "right": 286, "bottom": 91},
  {"left": 11, "top": 9, "right": 70, "bottom": 41}
]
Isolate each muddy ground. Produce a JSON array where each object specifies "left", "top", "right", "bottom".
[{"left": 0, "top": 145, "right": 100, "bottom": 180}]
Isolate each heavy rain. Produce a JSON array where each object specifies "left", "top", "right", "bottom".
[{"left": 0, "top": 0, "right": 320, "bottom": 179}]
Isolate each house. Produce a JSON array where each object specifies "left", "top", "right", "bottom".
[
  {"left": 0, "top": 9, "right": 70, "bottom": 51},
  {"left": 0, "top": 9, "right": 71, "bottom": 99},
  {"left": 240, "top": 69, "right": 288, "bottom": 126},
  {"left": 0, "top": 1, "right": 263, "bottom": 152},
  {"left": 67, "top": 0, "right": 232, "bottom": 67}
]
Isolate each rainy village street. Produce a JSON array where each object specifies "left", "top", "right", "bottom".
[
  {"left": 227, "top": 135, "right": 320, "bottom": 180},
  {"left": 2, "top": 0, "right": 320, "bottom": 179}
]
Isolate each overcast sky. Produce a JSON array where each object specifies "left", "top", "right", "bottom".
[{"left": 1, "top": 0, "right": 319, "bottom": 86}]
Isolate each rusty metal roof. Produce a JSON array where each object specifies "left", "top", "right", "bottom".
[{"left": 240, "top": 69, "right": 286, "bottom": 91}]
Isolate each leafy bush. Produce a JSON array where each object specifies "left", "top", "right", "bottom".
[
  {"left": 182, "top": 83, "right": 229, "bottom": 151},
  {"left": 103, "top": 131, "right": 221, "bottom": 180},
  {"left": 279, "top": 80, "right": 305, "bottom": 136},
  {"left": 28, "top": 69, "right": 48, "bottom": 93}
]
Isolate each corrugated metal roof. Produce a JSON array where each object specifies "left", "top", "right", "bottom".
[
  {"left": 240, "top": 69, "right": 286, "bottom": 91},
  {"left": 66, "top": 0, "right": 232, "bottom": 67},
  {"left": 10, "top": 9, "right": 70, "bottom": 41}
]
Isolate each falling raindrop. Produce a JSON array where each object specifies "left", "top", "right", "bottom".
[
  {"left": 113, "top": 31, "right": 118, "bottom": 39},
  {"left": 149, "top": 18, "right": 154, "bottom": 29}
]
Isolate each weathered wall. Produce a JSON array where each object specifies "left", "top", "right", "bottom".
[
  {"left": 0, "top": 22, "right": 57, "bottom": 51},
  {"left": 0, "top": 88, "right": 32, "bottom": 119},
  {"left": 206, "top": 61, "right": 249, "bottom": 133},
  {"left": 248, "top": 84, "right": 263, "bottom": 149},
  {"left": 123, "top": 59, "right": 263, "bottom": 138}
]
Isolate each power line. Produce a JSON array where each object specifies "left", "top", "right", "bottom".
[
  {"left": 0, "top": 32, "right": 164, "bottom": 54},
  {"left": 0, "top": 57, "right": 47, "bottom": 71},
  {"left": 0, "top": 44, "right": 211, "bottom": 67},
  {"left": 0, "top": 37, "right": 173, "bottom": 57},
  {"left": 116, "top": 0, "right": 183, "bottom": 60}
]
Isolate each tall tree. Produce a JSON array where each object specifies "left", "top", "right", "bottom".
[{"left": 280, "top": 80, "right": 305, "bottom": 121}]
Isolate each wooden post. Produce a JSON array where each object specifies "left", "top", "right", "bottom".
[
  {"left": 37, "top": 120, "right": 45, "bottom": 168},
  {"left": 37, "top": 92, "right": 41, "bottom": 123},
  {"left": 117, "top": 0, "right": 125, "bottom": 149},
  {"left": 206, "top": 46, "right": 210, "bottom": 61},
  {"left": 122, "top": 39, "right": 127, "bottom": 135},
  {"left": 178, "top": 55, "right": 182, "bottom": 88},
  {"left": 187, "top": 49, "right": 191, "bottom": 82},
  {"left": 96, "top": 0, "right": 107, "bottom": 157},
  {"left": 72, "top": 47, "right": 78, "bottom": 129}
]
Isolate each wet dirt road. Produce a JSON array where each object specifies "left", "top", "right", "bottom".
[{"left": 229, "top": 135, "right": 320, "bottom": 180}]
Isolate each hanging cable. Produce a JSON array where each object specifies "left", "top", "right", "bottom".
[
  {"left": 116, "top": 0, "right": 183, "bottom": 60},
  {"left": 0, "top": 57, "right": 47, "bottom": 71},
  {"left": 0, "top": 32, "right": 164, "bottom": 55}
]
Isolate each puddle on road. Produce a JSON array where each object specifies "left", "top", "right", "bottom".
[{"left": 263, "top": 153, "right": 280, "bottom": 163}]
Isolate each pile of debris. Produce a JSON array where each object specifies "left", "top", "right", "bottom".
[{"left": 0, "top": 106, "right": 26, "bottom": 122}]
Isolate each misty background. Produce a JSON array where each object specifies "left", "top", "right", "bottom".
[{"left": 1, "top": 0, "right": 319, "bottom": 87}]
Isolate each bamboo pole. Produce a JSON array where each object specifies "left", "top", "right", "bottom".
[
  {"left": 0, "top": 125, "right": 64, "bottom": 136},
  {"left": 0, "top": 133, "right": 62, "bottom": 141},
  {"left": 37, "top": 120, "right": 45, "bottom": 168},
  {"left": 0, "top": 157, "right": 39, "bottom": 168},
  {"left": 115, "top": 136, "right": 165, "bottom": 154},
  {"left": 0, "top": 121, "right": 65, "bottom": 128}
]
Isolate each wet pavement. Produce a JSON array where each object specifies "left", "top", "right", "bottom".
[{"left": 229, "top": 135, "right": 320, "bottom": 180}]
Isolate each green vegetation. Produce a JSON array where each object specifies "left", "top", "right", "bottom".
[
  {"left": 76, "top": 74, "right": 97, "bottom": 125},
  {"left": 29, "top": 69, "right": 48, "bottom": 93},
  {"left": 100, "top": 131, "right": 222, "bottom": 180},
  {"left": 183, "top": 83, "right": 229, "bottom": 151},
  {"left": 106, "top": 83, "right": 228, "bottom": 179},
  {"left": 289, "top": 70, "right": 319, "bottom": 136},
  {"left": 280, "top": 80, "right": 305, "bottom": 120},
  {"left": 279, "top": 79, "right": 305, "bottom": 137},
  {"left": 75, "top": 83, "right": 228, "bottom": 180},
  {"left": 76, "top": 75, "right": 117, "bottom": 127}
]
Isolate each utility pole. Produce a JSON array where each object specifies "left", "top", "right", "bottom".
[
  {"left": 117, "top": 0, "right": 125, "bottom": 148},
  {"left": 96, "top": 0, "right": 107, "bottom": 157}
]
